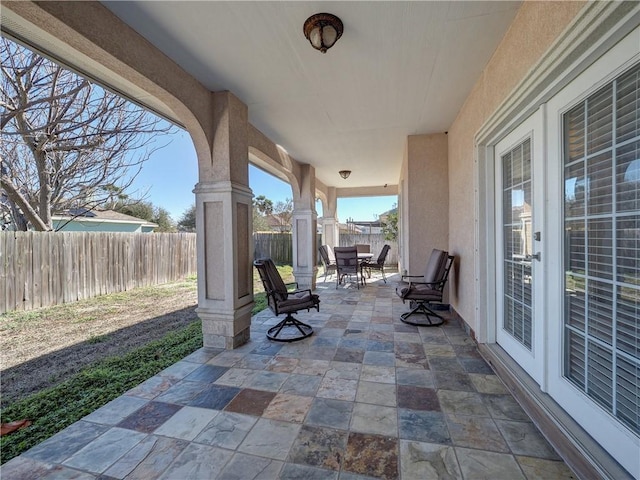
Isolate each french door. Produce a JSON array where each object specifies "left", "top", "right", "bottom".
[
  {"left": 495, "top": 112, "right": 545, "bottom": 385},
  {"left": 485, "top": 25, "right": 639, "bottom": 476},
  {"left": 545, "top": 52, "right": 640, "bottom": 473}
]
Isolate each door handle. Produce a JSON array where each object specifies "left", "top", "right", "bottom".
[{"left": 525, "top": 252, "right": 541, "bottom": 262}]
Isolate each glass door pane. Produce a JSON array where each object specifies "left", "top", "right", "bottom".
[
  {"left": 563, "top": 63, "right": 640, "bottom": 435},
  {"left": 502, "top": 139, "right": 533, "bottom": 350}
]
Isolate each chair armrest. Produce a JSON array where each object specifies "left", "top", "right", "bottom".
[
  {"left": 289, "top": 288, "right": 313, "bottom": 296},
  {"left": 407, "top": 279, "right": 443, "bottom": 288},
  {"left": 401, "top": 274, "right": 423, "bottom": 280}
]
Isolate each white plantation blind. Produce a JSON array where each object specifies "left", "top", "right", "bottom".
[
  {"left": 502, "top": 139, "right": 533, "bottom": 350},
  {"left": 563, "top": 63, "right": 640, "bottom": 435}
]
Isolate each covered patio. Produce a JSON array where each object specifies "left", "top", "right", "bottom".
[
  {"left": 1, "top": 1, "right": 638, "bottom": 478},
  {"left": 1, "top": 274, "right": 573, "bottom": 479}
]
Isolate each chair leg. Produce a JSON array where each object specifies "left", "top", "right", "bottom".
[
  {"left": 400, "top": 301, "right": 445, "bottom": 327},
  {"left": 267, "top": 313, "right": 313, "bottom": 342}
]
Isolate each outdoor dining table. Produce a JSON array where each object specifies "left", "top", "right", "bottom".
[{"left": 357, "top": 252, "right": 374, "bottom": 283}]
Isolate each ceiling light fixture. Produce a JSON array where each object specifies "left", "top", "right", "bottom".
[
  {"left": 303, "top": 13, "right": 343, "bottom": 53},
  {"left": 339, "top": 170, "right": 351, "bottom": 179}
]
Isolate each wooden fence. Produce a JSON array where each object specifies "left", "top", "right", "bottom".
[
  {"left": 0, "top": 231, "right": 197, "bottom": 314},
  {"left": 254, "top": 232, "right": 295, "bottom": 265},
  {"left": 1, "top": 231, "right": 396, "bottom": 313},
  {"left": 254, "top": 232, "right": 398, "bottom": 265}
]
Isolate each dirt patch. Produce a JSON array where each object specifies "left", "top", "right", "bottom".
[{"left": 0, "top": 280, "right": 198, "bottom": 407}]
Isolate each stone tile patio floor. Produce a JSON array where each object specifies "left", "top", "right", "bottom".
[{"left": 2, "top": 273, "right": 577, "bottom": 479}]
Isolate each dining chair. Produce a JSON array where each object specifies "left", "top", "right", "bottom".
[
  {"left": 360, "top": 244, "right": 391, "bottom": 283},
  {"left": 334, "top": 246, "right": 362, "bottom": 289},
  {"left": 318, "top": 245, "right": 337, "bottom": 281}
]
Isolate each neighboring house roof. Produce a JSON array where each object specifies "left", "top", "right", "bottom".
[
  {"left": 52, "top": 209, "right": 158, "bottom": 229},
  {"left": 265, "top": 213, "right": 291, "bottom": 231}
]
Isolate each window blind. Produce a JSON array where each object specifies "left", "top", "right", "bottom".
[
  {"left": 502, "top": 139, "right": 533, "bottom": 350},
  {"left": 563, "top": 63, "right": 640, "bottom": 435}
]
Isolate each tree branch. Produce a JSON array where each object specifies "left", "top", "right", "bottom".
[{"left": 0, "top": 174, "right": 50, "bottom": 231}]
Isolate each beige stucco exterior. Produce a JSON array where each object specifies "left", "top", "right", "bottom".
[
  {"left": 447, "top": 1, "right": 585, "bottom": 329},
  {"left": 398, "top": 133, "right": 449, "bottom": 278},
  {"left": 3, "top": 2, "right": 639, "bottom": 476}
]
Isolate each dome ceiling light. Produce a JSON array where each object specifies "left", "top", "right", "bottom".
[{"left": 303, "top": 13, "right": 344, "bottom": 53}]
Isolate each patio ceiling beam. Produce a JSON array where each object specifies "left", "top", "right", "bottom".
[{"left": 336, "top": 185, "right": 399, "bottom": 198}]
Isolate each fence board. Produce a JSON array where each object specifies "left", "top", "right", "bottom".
[
  {"left": 85, "top": 233, "right": 93, "bottom": 299},
  {"left": 14, "top": 233, "right": 28, "bottom": 310},
  {"left": 1, "top": 232, "right": 197, "bottom": 313},
  {"left": 2, "top": 233, "right": 14, "bottom": 313},
  {"left": 31, "top": 231, "right": 41, "bottom": 309},
  {"left": 52, "top": 233, "right": 62, "bottom": 305}
]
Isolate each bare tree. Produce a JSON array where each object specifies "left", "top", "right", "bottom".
[
  {"left": 273, "top": 198, "right": 293, "bottom": 232},
  {"left": 0, "top": 36, "right": 176, "bottom": 231}
]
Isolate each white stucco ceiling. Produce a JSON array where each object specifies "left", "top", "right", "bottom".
[{"left": 102, "top": 1, "right": 521, "bottom": 189}]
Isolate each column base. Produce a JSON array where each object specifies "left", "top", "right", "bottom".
[
  {"left": 293, "top": 268, "right": 318, "bottom": 290},
  {"left": 197, "top": 303, "right": 252, "bottom": 349},
  {"left": 203, "top": 328, "right": 250, "bottom": 349}
]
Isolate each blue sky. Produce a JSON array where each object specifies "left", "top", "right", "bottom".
[{"left": 132, "top": 129, "right": 397, "bottom": 222}]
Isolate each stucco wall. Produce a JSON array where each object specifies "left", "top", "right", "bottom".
[
  {"left": 406, "top": 134, "right": 449, "bottom": 275},
  {"left": 447, "top": 1, "right": 585, "bottom": 329},
  {"left": 399, "top": 143, "right": 409, "bottom": 275}
]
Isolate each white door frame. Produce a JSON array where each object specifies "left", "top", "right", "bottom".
[
  {"left": 544, "top": 28, "right": 640, "bottom": 477},
  {"left": 493, "top": 111, "right": 546, "bottom": 386}
]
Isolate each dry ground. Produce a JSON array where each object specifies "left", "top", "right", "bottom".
[{"left": 0, "top": 279, "right": 198, "bottom": 407}]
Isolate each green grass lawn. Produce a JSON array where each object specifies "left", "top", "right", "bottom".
[
  {"left": 0, "top": 321, "right": 203, "bottom": 464},
  {"left": 1, "top": 265, "right": 294, "bottom": 464}
]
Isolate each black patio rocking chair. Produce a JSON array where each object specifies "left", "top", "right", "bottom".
[
  {"left": 395, "top": 248, "right": 454, "bottom": 326},
  {"left": 254, "top": 258, "right": 319, "bottom": 342}
]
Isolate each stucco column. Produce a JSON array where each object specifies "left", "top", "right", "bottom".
[
  {"left": 195, "top": 92, "right": 253, "bottom": 349},
  {"left": 320, "top": 186, "right": 339, "bottom": 249},
  {"left": 292, "top": 164, "right": 318, "bottom": 290}
]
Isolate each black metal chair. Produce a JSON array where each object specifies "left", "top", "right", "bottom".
[
  {"left": 355, "top": 244, "right": 371, "bottom": 254},
  {"left": 334, "top": 246, "right": 362, "bottom": 289},
  {"left": 254, "top": 258, "right": 319, "bottom": 341},
  {"left": 318, "top": 245, "right": 337, "bottom": 281},
  {"left": 395, "top": 249, "right": 454, "bottom": 326},
  {"left": 360, "top": 244, "right": 391, "bottom": 283}
]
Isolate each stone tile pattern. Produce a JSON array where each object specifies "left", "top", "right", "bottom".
[{"left": 1, "top": 274, "right": 576, "bottom": 479}]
